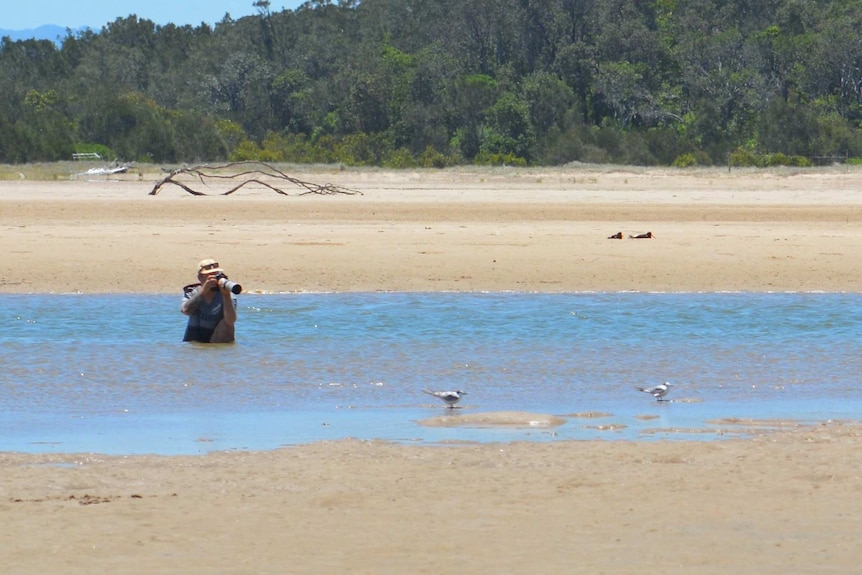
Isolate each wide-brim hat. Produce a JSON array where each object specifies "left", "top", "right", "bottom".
[{"left": 197, "top": 258, "right": 223, "bottom": 275}]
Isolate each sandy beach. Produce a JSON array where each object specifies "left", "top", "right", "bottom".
[
  {"left": 1, "top": 164, "right": 861, "bottom": 573},
  {"left": 1, "top": 164, "right": 861, "bottom": 294}
]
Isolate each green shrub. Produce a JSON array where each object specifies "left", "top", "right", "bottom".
[
  {"left": 672, "top": 153, "right": 697, "bottom": 167},
  {"left": 728, "top": 147, "right": 813, "bottom": 168},
  {"left": 419, "top": 145, "right": 448, "bottom": 168},
  {"left": 384, "top": 148, "right": 417, "bottom": 168},
  {"left": 229, "top": 139, "right": 264, "bottom": 161},
  {"left": 728, "top": 147, "right": 761, "bottom": 167},
  {"left": 474, "top": 151, "right": 527, "bottom": 166}
]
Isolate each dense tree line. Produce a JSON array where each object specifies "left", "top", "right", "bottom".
[{"left": 3, "top": 0, "right": 862, "bottom": 167}]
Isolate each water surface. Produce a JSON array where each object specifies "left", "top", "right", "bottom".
[{"left": 1, "top": 292, "right": 859, "bottom": 454}]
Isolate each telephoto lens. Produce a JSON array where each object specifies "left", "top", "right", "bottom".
[
  {"left": 215, "top": 273, "right": 242, "bottom": 294},
  {"left": 220, "top": 278, "right": 242, "bottom": 294}
]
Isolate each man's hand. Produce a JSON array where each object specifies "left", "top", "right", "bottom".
[{"left": 202, "top": 275, "right": 220, "bottom": 292}]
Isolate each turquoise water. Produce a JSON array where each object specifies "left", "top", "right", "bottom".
[{"left": 1, "top": 292, "right": 859, "bottom": 454}]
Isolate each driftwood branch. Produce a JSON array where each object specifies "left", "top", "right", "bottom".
[{"left": 149, "top": 161, "right": 362, "bottom": 196}]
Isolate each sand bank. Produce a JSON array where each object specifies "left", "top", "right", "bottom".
[
  {"left": 2, "top": 422, "right": 861, "bottom": 574},
  {"left": 2, "top": 165, "right": 861, "bottom": 293}
]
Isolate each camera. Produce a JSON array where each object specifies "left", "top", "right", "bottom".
[{"left": 214, "top": 272, "right": 242, "bottom": 295}]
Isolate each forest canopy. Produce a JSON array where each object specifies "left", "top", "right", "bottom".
[{"left": 3, "top": 0, "right": 862, "bottom": 167}]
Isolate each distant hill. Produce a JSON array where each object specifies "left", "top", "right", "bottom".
[{"left": 0, "top": 25, "right": 88, "bottom": 43}]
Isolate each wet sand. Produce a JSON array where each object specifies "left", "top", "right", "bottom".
[
  {"left": 2, "top": 423, "right": 861, "bottom": 574},
  {"left": 1, "top": 164, "right": 860, "bottom": 573}
]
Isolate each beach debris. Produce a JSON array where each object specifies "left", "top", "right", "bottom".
[
  {"left": 74, "top": 158, "right": 132, "bottom": 177},
  {"left": 608, "top": 231, "right": 655, "bottom": 239},
  {"left": 148, "top": 161, "right": 363, "bottom": 197},
  {"left": 81, "top": 165, "right": 130, "bottom": 176},
  {"left": 636, "top": 381, "right": 672, "bottom": 401},
  {"left": 422, "top": 389, "right": 467, "bottom": 408}
]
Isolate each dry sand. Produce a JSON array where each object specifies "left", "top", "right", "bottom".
[
  {"left": 1, "top": 165, "right": 861, "bottom": 573},
  {"left": 2, "top": 164, "right": 861, "bottom": 293}
]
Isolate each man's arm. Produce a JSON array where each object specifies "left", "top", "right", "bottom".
[
  {"left": 221, "top": 288, "right": 237, "bottom": 326},
  {"left": 181, "top": 285, "right": 202, "bottom": 315},
  {"left": 209, "top": 289, "right": 237, "bottom": 343}
]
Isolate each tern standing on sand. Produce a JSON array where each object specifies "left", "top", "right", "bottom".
[
  {"left": 422, "top": 389, "right": 467, "bottom": 408},
  {"left": 636, "top": 382, "right": 672, "bottom": 401}
]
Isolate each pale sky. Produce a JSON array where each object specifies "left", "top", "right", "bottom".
[{"left": 3, "top": 1, "right": 306, "bottom": 30}]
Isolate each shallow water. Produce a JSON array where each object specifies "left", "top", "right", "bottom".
[{"left": 1, "top": 292, "right": 859, "bottom": 454}]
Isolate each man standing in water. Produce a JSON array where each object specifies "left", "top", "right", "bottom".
[{"left": 181, "top": 259, "right": 237, "bottom": 343}]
